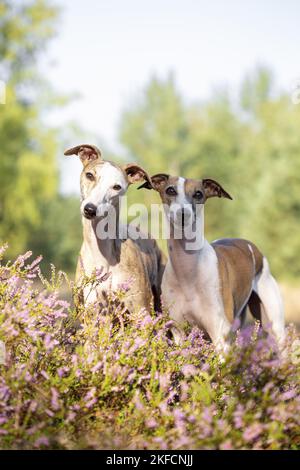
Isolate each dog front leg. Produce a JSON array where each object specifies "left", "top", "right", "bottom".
[{"left": 203, "top": 312, "right": 232, "bottom": 354}]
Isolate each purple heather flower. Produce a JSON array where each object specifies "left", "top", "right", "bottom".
[
  {"left": 40, "top": 370, "right": 50, "bottom": 380},
  {"left": 44, "top": 334, "right": 59, "bottom": 351},
  {"left": 91, "top": 361, "right": 102, "bottom": 373},
  {"left": 34, "top": 436, "right": 49, "bottom": 448},
  {"left": 243, "top": 423, "right": 263, "bottom": 443},
  {"left": 145, "top": 418, "right": 157, "bottom": 429},
  {"left": 220, "top": 440, "right": 233, "bottom": 450},
  {"left": 51, "top": 388, "right": 60, "bottom": 411},
  {"left": 173, "top": 409, "right": 185, "bottom": 422},
  {"left": 117, "top": 277, "right": 133, "bottom": 292},
  {"left": 281, "top": 389, "right": 297, "bottom": 401},
  {"left": 57, "top": 367, "right": 69, "bottom": 378},
  {"left": 85, "top": 398, "right": 97, "bottom": 409},
  {"left": 181, "top": 364, "right": 198, "bottom": 377}
]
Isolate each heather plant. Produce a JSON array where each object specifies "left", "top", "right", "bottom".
[{"left": 0, "top": 246, "right": 299, "bottom": 450}]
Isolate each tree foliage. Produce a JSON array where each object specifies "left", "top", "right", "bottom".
[
  {"left": 0, "top": 1, "right": 81, "bottom": 272},
  {"left": 0, "top": 1, "right": 59, "bottom": 255}
]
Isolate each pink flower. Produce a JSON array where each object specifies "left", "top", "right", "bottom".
[
  {"left": 57, "top": 367, "right": 69, "bottom": 378},
  {"left": 145, "top": 418, "right": 157, "bottom": 429},
  {"left": 66, "top": 411, "right": 76, "bottom": 423},
  {"left": 133, "top": 392, "right": 144, "bottom": 411},
  {"left": 44, "top": 334, "right": 59, "bottom": 351},
  {"left": 51, "top": 388, "right": 60, "bottom": 410},
  {"left": 85, "top": 398, "right": 97, "bottom": 409},
  {"left": 220, "top": 440, "right": 233, "bottom": 450},
  {"left": 91, "top": 361, "right": 102, "bottom": 373},
  {"left": 117, "top": 277, "right": 133, "bottom": 292},
  {"left": 243, "top": 423, "right": 263, "bottom": 443},
  {"left": 34, "top": 436, "right": 49, "bottom": 448},
  {"left": 181, "top": 364, "right": 198, "bottom": 377},
  {"left": 281, "top": 389, "right": 297, "bottom": 401},
  {"left": 40, "top": 370, "right": 50, "bottom": 380}
]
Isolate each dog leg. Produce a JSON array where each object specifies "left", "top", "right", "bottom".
[
  {"left": 171, "top": 326, "right": 185, "bottom": 345},
  {"left": 253, "top": 257, "right": 285, "bottom": 346}
]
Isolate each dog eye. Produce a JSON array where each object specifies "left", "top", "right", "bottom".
[
  {"left": 113, "top": 184, "right": 122, "bottom": 191},
  {"left": 85, "top": 172, "right": 94, "bottom": 181},
  {"left": 166, "top": 186, "right": 177, "bottom": 196},
  {"left": 193, "top": 190, "right": 204, "bottom": 200}
]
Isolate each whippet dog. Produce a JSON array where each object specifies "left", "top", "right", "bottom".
[
  {"left": 65, "top": 144, "right": 165, "bottom": 313},
  {"left": 139, "top": 174, "right": 285, "bottom": 351}
]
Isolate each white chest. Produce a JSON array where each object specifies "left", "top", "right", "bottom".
[
  {"left": 80, "top": 242, "right": 130, "bottom": 304},
  {"left": 162, "top": 242, "right": 224, "bottom": 328}
]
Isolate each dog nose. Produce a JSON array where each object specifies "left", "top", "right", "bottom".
[{"left": 84, "top": 203, "right": 97, "bottom": 218}]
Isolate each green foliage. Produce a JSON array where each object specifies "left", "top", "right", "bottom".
[
  {"left": 0, "top": 0, "right": 59, "bottom": 254},
  {"left": 27, "top": 194, "right": 82, "bottom": 273},
  {"left": 0, "top": 85, "right": 58, "bottom": 256},
  {"left": 121, "top": 73, "right": 190, "bottom": 175},
  {"left": 0, "top": 1, "right": 81, "bottom": 272}
]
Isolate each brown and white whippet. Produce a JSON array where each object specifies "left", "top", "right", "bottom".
[
  {"left": 65, "top": 144, "right": 165, "bottom": 313},
  {"left": 139, "top": 174, "right": 285, "bottom": 351}
]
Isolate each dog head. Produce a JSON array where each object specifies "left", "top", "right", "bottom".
[
  {"left": 64, "top": 144, "right": 152, "bottom": 219},
  {"left": 138, "top": 174, "right": 232, "bottom": 228}
]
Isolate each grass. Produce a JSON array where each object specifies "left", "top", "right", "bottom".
[{"left": 0, "top": 246, "right": 299, "bottom": 450}]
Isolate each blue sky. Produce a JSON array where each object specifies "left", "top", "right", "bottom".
[{"left": 44, "top": 0, "right": 300, "bottom": 192}]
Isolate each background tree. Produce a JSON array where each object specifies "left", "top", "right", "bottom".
[
  {"left": 0, "top": 0, "right": 81, "bottom": 272},
  {"left": 0, "top": 0, "right": 59, "bottom": 255}
]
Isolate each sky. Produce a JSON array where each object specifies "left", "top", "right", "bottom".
[{"left": 43, "top": 0, "right": 300, "bottom": 193}]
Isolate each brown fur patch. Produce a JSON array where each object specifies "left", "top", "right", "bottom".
[{"left": 212, "top": 238, "right": 264, "bottom": 322}]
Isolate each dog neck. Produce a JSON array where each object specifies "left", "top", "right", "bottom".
[
  {"left": 82, "top": 204, "right": 122, "bottom": 268},
  {"left": 167, "top": 205, "right": 206, "bottom": 277}
]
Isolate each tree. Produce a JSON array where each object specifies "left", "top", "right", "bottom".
[
  {"left": 120, "top": 74, "right": 190, "bottom": 175},
  {"left": 0, "top": 1, "right": 61, "bottom": 260}
]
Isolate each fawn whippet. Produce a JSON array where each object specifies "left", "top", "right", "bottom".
[
  {"left": 139, "top": 174, "right": 285, "bottom": 351},
  {"left": 65, "top": 144, "right": 165, "bottom": 313}
]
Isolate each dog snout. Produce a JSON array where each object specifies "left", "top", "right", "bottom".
[
  {"left": 83, "top": 203, "right": 97, "bottom": 219},
  {"left": 175, "top": 207, "right": 192, "bottom": 225}
]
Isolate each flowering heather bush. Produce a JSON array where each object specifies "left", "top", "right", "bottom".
[{"left": 0, "top": 246, "right": 299, "bottom": 450}]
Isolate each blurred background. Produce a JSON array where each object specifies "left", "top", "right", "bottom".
[{"left": 1, "top": 0, "right": 300, "bottom": 322}]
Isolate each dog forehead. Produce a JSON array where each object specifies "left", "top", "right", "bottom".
[
  {"left": 167, "top": 177, "right": 202, "bottom": 194},
  {"left": 166, "top": 176, "right": 180, "bottom": 187},
  {"left": 98, "top": 161, "right": 126, "bottom": 181},
  {"left": 184, "top": 178, "right": 203, "bottom": 194},
  {"left": 82, "top": 160, "right": 126, "bottom": 181}
]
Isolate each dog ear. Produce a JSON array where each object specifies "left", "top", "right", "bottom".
[
  {"left": 123, "top": 163, "right": 153, "bottom": 187},
  {"left": 202, "top": 179, "right": 233, "bottom": 200},
  {"left": 138, "top": 173, "right": 169, "bottom": 191},
  {"left": 64, "top": 144, "right": 102, "bottom": 166}
]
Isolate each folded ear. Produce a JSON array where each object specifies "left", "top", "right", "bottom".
[
  {"left": 202, "top": 179, "right": 233, "bottom": 200},
  {"left": 64, "top": 144, "right": 102, "bottom": 166},
  {"left": 123, "top": 163, "right": 153, "bottom": 187},
  {"left": 138, "top": 173, "right": 169, "bottom": 191}
]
